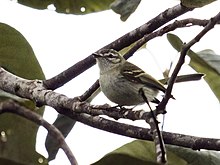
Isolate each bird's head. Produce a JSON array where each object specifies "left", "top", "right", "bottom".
[{"left": 93, "top": 49, "right": 125, "bottom": 73}]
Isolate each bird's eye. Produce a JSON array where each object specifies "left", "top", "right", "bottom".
[{"left": 108, "top": 53, "right": 114, "bottom": 58}]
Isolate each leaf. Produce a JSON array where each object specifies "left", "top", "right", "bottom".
[
  {"left": 110, "top": 0, "right": 141, "bottom": 21},
  {"left": 120, "top": 40, "right": 147, "bottom": 56},
  {"left": 17, "top": 0, "right": 115, "bottom": 15},
  {"left": 92, "top": 140, "right": 187, "bottom": 165},
  {"left": 93, "top": 140, "right": 220, "bottom": 165},
  {"left": 0, "top": 157, "right": 47, "bottom": 165},
  {"left": 188, "top": 49, "right": 220, "bottom": 101},
  {"left": 167, "top": 33, "right": 220, "bottom": 102},
  {"left": 168, "top": 145, "right": 220, "bottom": 165},
  {"left": 45, "top": 114, "right": 76, "bottom": 161},
  {"left": 159, "top": 73, "right": 204, "bottom": 84},
  {"left": 167, "top": 33, "right": 183, "bottom": 52},
  {"left": 181, "top": 0, "right": 216, "bottom": 8},
  {"left": 45, "top": 83, "right": 101, "bottom": 161},
  {"left": 0, "top": 23, "right": 47, "bottom": 164}
]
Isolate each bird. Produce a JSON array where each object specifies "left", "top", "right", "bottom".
[{"left": 93, "top": 49, "right": 167, "bottom": 107}]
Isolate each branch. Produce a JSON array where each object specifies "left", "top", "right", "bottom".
[
  {"left": 0, "top": 99, "right": 77, "bottom": 165},
  {"left": 124, "top": 18, "right": 215, "bottom": 59},
  {"left": 78, "top": 80, "right": 100, "bottom": 102},
  {"left": 43, "top": 4, "right": 192, "bottom": 90},
  {"left": 1, "top": 67, "right": 220, "bottom": 152}
]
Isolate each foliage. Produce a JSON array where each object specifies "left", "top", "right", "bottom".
[
  {"left": 17, "top": 0, "right": 141, "bottom": 21},
  {"left": 110, "top": 0, "right": 141, "bottom": 21},
  {"left": 0, "top": 23, "right": 46, "bottom": 165},
  {"left": 17, "top": 0, "right": 114, "bottom": 15},
  {"left": 94, "top": 140, "right": 220, "bottom": 165}
]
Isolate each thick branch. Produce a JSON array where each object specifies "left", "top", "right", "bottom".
[
  {"left": 0, "top": 99, "right": 77, "bottom": 165},
  {"left": 1, "top": 68, "right": 220, "bottom": 152}
]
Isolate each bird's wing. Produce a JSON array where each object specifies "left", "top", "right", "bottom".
[{"left": 121, "top": 61, "right": 166, "bottom": 93}]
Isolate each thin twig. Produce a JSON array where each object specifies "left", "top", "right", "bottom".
[
  {"left": 0, "top": 100, "right": 78, "bottom": 165},
  {"left": 157, "top": 11, "right": 220, "bottom": 111},
  {"left": 124, "top": 18, "right": 213, "bottom": 59},
  {"left": 78, "top": 80, "right": 100, "bottom": 102}
]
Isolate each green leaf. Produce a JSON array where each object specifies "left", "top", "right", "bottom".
[
  {"left": 45, "top": 114, "right": 76, "bottom": 161},
  {"left": 110, "top": 0, "right": 141, "bottom": 21},
  {"left": 181, "top": 0, "right": 216, "bottom": 8},
  {"left": 119, "top": 40, "right": 147, "bottom": 56},
  {"left": 167, "top": 33, "right": 220, "bottom": 102},
  {"left": 159, "top": 73, "right": 204, "bottom": 84},
  {"left": 167, "top": 33, "right": 183, "bottom": 52},
  {"left": 0, "top": 156, "right": 47, "bottom": 165},
  {"left": 0, "top": 23, "right": 45, "bottom": 80},
  {"left": 92, "top": 140, "right": 187, "bottom": 165},
  {"left": 168, "top": 145, "right": 220, "bottom": 165},
  {"left": 17, "top": 0, "right": 115, "bottom": 15},
  {"left": 0, "top": 23, "right": 47, "bottom": 164},
  {"left": 188, "top": 49, "right": 220, "bottom": 101},
  {"left": 93, "top": 140, "right": 220, "bottom": 165}
]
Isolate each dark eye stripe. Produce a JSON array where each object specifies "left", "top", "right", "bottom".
[{"left": 107, "top": 53, "right": 117, "bottom": 58}]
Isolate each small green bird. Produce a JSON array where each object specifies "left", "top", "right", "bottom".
[{"left": 93, "top": 49, "right": 166, "bottom": 106}]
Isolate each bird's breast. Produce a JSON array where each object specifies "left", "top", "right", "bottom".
[{"left": 99, "top": 71, "right": 157, "bottom": 106}]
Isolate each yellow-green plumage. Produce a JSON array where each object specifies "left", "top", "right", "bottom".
[{"left": 94, "top": 49, "right": 166, "bottom": 106}]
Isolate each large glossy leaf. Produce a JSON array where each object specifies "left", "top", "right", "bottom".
[
  {"left": 168, "top": 145, "right": 220, "bottom": 165},
  {"left": 17, "top": 0, "right": 114, "bottom": 15},
  {"left": 0, "top": 23, "right": 47, "bottom": 164},
  {"left": 92, "top": 140, "right": 187, "bottom": 165},
  {"left": 167, "top": 33, "right": 220, "bottom": 102},
  {"left": 93, "top": 140, "right": 220, "bottom": 165}
]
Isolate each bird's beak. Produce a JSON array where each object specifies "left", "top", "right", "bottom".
[{"left": 92, "top": 53, "right": 102, "bottom": 58}]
